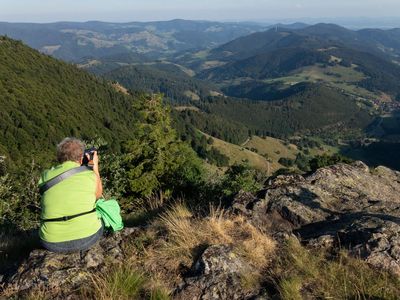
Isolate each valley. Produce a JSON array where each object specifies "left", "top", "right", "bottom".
[
  {"left": 3, "top": 20, "right": 400, "bottom": 171},
  {"left": 3, "top": 21, "right": 400, "bottom": 175}
]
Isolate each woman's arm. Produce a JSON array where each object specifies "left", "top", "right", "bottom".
[{"left": 92, "top": 151, "right": 103, "bottom": 199}]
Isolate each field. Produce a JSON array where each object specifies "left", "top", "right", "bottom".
[
  {"left": 202, "top": 133, "right": 271, "bottom": 173},
  {"left": 265, "top": 64, "right": 365, "bottom": 84},
  {"left": 263, "top": 63, "right": 378, "bottom": 101},
  {"left": 203, "top": 134, "right": 305, "bottom": 174},
  {"left": 243, "top": 136, "right": 299, "bottom": 170}
]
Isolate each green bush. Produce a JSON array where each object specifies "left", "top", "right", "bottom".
[
  {"left": 295, "top": 153, "right": 311, "bottom": 172},
  {"left": 221, "top": 164, "right": 264, "bottom": 196},
  {"left": 278, "top": 157, "right": 294, "bottom": 168},
  {"left": 309, "top": 154, "right": 353, "bottom": 172},
  {"left": 0, "top": 162, "right": 41, "bottom": 230}
]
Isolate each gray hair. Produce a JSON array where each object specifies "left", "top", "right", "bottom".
[{"left": 56, "top": 137, "right": 85, "bottom": 163}]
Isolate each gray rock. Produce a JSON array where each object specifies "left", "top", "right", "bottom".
[
  {"left": 1, "top": 230, "right": 128, "bottom": 299},
  {"left": 175, "top": 245, "right": 259, "bottom": 300},
  {"left": 231, "top": 161, "right": 400, "bottom": 275}
]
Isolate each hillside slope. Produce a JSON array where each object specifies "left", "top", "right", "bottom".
[
  {"left": 207, "top": 134, "right": 300, "bottom": 174},
  {"left": 0, "top": 37, "right": 137, "bottom": 164},
  {"left": 193, "top": 84, "right": 372, "bottom": 138},
  {"left": 102, "top": 63, "right": 217, "bottom": 104}
]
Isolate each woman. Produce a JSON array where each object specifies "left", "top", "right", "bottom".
[{"left": 39, "top": 137, "right": 103, "bottom": 252}]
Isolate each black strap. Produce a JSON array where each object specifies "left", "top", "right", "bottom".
[
  {"left": 41, "top": 208, "right": 96, "bottom": 222},
  {"left": 39, "top": 166, "right": 91, "bottom": 195}
]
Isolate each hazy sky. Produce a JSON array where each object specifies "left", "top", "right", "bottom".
[{"left": 0, "top": 0, "right": 399, "bottom": 23}]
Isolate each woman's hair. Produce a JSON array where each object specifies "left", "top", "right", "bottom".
[{"left": 56, "top": 137, "right": 85, "bottom": 163}]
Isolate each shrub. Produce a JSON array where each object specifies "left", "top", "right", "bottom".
[
  {"left": 0, "top": 161, "right": 41, "bottom": 230},
  {"left": 309, "top": 154, "right": 353, "bottom": 172},
  {"left": 278, "top": 157, "right": 294, "bottom": 168},
  {"left": 220, "top": 164, "right": 264, "bottom": 196},
  {"left": 295, "top": 153, "right": 311, "bottom": 172},
  {"left": 85, "top": 265, "right": 170, "bottom": 300}
]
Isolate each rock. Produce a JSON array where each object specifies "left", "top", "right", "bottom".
[
  {"left": 307, "top": 235, "right": 335, "bottom": 249},
  {"left": 338, "top": 216, "right": 400, "bottom": 276},
  {"left": 1, "top": 229, "right": 132, "bottom": 299},
  {"left": 230, "top": 161, "right": 400, "bottom": 275},
  {"left": 175, "top": 245, "right": 260, "bottom": 300}
]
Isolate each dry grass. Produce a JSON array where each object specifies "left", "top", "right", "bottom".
[
  {"left": 112, "top": 82, "right": 129, "bottom": 95},
  {"left": 139, "top": 203, "right": 275, "bottom": 288},
  {"left": 273, "top": 238, "right": 400, "bottom": 300},
  {"left": 25, "top": 286, "right": 49, "bottom": 300}
]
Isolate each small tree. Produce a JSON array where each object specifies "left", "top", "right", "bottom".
[{"left": 123, "top": 94, "right": 203, "bottom": 199}]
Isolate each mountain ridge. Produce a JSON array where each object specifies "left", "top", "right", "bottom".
[{"left": 0, "top": 20, "right": 266, "bottom": 62}]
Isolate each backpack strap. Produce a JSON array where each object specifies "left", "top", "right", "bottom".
[
  {"left": 41, "top": 208, "right": 96, "bottom": 222},
  {"left": 39, "top": 166, "right": 91, "bottom": 195}
]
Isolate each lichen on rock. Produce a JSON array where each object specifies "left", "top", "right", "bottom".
[{"left": 231, "top": 161, "right": 400, "bottom": 276}]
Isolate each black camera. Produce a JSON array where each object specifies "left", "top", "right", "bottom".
[{"left": 82, "top": 147, "right": 97, "bottom": 166}]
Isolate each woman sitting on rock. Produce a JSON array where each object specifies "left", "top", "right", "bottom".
[{"left": 38, "top": 138, "right": 104, "bottom": 253}]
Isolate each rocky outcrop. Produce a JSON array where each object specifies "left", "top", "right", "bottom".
[
  {"left": 231, "top": 161, "right": 400, "bottom": 275},
  {"left": 175, "top": 245, "right": 260, "bottom": 300},
  {"left": 1, "top": 228, "right": 138, "bottom": 299},
  {"left": 2, "top": 233, "right": 265, "bottom": 300}
]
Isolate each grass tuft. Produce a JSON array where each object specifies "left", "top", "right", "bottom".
[
  {"left": 141, "top": 203, "right": 275, "bottom": 289},
  {"left": 85, "top": 264, "right": 171, "bottom": 300},
  {"left": 273, "top": 238, "right": 400, "bottom": 300}
]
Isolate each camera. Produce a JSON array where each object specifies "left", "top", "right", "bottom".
[{"left": 82, "top": 147, "right": 97, "bottom": 166}]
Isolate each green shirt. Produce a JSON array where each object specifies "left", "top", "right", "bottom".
[{"left": 39, "top": 161, "right": 102, "bottom": 243}]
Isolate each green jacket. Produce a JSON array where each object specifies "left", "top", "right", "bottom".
[{"left": 96, "top": 199, "right": 124, "bottom": 232}]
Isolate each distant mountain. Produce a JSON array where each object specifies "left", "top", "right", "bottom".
[
  {"left": 204, "top": 23, "right": 400, "bottom": 62},
  {"left": 199, "top": 47, "right": 328, "bottom": 81},
  {"left": 358, "top": 28, "right": 400, "bottom": 56},
  {"left": 195, "top": 23, "right": 400, "bottom": 100},
  {"left": 267, "top": 22, "right": 310, "bottom": 30},
  {"left": 0, "top": 36, "right": 138, "bottom": 165},
  {"left": 0, "top": 20, "right": 266, "bottom": 62}
]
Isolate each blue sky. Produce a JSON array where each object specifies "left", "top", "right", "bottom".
[{"left": 0, "top": 0, "right": 399, "bottom": 22}]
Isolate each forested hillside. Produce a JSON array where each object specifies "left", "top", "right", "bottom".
[
  {"left": 205, "top": 23, "right": 400, "bottom": 63},
  {"left": 193, "top": 24, "right": 400, "bottom": 100},
  {"left": 0, "top": 36, "right": 139, "bottom": 165},
  {"left": 103, "top": 63, "right": 216, "bottom": 103},
  {"left": 182, "top": 84, "right": 372, "bottom": 140}
]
